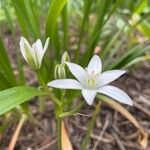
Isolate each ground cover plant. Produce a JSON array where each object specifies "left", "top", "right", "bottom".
[{"left": 0, "top": 0, "right": 150, "bottom": 149}]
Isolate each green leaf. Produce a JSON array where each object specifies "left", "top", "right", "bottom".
[
  {"left": 80, "top": 0, "right": 121, "bottom": 65},
  {"left": 12, "top": 0, "right": 40, "bottom": 38},
  {"left": 62, "top": 4, "right": 69, "bottom": 51},
  {"left": 107, "top": 45, "right": 150, "bottom": 69},
  {"left": 46, "top": 0, "right": 68, "bottom": 59},
  {"left": 0, "top": 86, "right": 47, "bottom": 115},
  {"left": 46, "top": 0, "right": 68, "bottom": 38},
  {"left": 75, "top": 0, "right": 93, "bottom": 62},
  {"left": 0, "top": 35, "right": 17, "bottom": 87}
]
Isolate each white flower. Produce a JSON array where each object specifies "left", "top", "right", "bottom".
[
  {"left": 48, "top": 55, "right": 133, "bottom": 106},
  {"left": 20, "top": 37, "right": 50, "bottom": 70}
]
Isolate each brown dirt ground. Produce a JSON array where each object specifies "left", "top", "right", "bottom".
[{"left": 0, "top": 25, "right": 150, "bottom": 150}]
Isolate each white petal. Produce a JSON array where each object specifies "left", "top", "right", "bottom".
[
  {"left": 47, "top": 79, "right": 83, "bottom": 90},
  {"left": 66, "top": 62, "right": 86, "bottom": 84},
  {"left": 81, "top": 89, "right": 97, "bottom": 105},
  {"left": 87, "top": 55, "right": 102, "bottom": 75},
  {"left": 19, "top": 37, "right": 32, "bottom": 63},
  {"left": 32, "top": 41, "right": 42, "bottom": 68},
  {"left": 97, "top": 85, "right": 133, "bottom": 106},
  {"left": 43, "top": 37, "right": 50, "bottom": 53},
  {"left": 97, "top": 70, "right": 126, "bottom": 87}
]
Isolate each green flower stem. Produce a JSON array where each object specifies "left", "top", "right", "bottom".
[
  {"left": 56, "top": 90, "right": 65, "bottom": 150},
  {"left": 81, "top": 102, "right": 101, "bottom": 150},
  {"left": 36, "top": 70, "right": 46, "bottom": 112},
  {"left": 60, "top": 101, "right": 86, "bottom": 118},
  {"left": 57, "top": 116, "right": 62, "bottom": 150},
  {"left": 47, "top": 92, "right": 61, "bottom": 106}
]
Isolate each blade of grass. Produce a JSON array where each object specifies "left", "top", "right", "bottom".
[
  {"left": 1, "top": 0, "right": 15, "bottom": 34},
  {"left": 124, "top": 55, "right": 150, "bottom": 68},
  {"left": 75, "top": 0, "right": 92, "bottom": 62},
  {"left": 0, "top": 72, "right": 13, "bottom": 89},
  {"left": 84, "top": 0, "right": 110, "bottom": 61},
  {"left": 17, "top": 55, "right": 25, "bottom": 85},
  {"left": 107, "top": 44, "right": 150, "bottom": 69},
  {"left": 0, "top": 36, "right": 17, "bottom": 86},
  {"left": 46, "top": 0, "right": 68, "bottom": 60},
  {"left": 12, "top": 0, "right": 40, "bottom": 38},
  {"left": 24, "top": 0, "right": 40, "bottom": 38},
  {"left": 100, "top": 28, "right": 124, "bottom": 60},
  {"left": 81, "top": 102, "right": 101, "bottom": 150},
  {"left": 62, "top": 4, "right": 68, "bottom": 51},
  {"left": 81, "top": 0, "right": 122, "bottom": 66}
]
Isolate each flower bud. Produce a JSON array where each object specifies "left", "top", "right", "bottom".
[
  {"left": 58, "top": 64, "right": 66, "bottom": 79},
  {"left": 54, "top": 64, "right": 59, "bottom": 79},
  {"left": 54, "top": 64, "right": 66, "bottom": 79},
  {"left": 19, "top": 37, "right": 50, "bottom": 70},
  {"left": 61, "top": 51, "right": 70, "bottom": 64}
]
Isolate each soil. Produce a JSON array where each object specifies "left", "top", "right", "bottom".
[{"left": 0, "top": 26, "right": 150, "bottom": 150}]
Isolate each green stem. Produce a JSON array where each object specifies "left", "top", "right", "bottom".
[
  {"left": 60, "top": 101, "right": 86, "bottom": 118},
  {"left": 48, "top": 92, "right": 61, "bottom": 106},
  {"left": 81, "top": 102, "right": 101, "bottom": 150},
  {"left": 57, "top": 116, "right": 62, "bottom": 150},
  {"left": 36, "top": 70, "right": 45, "bottom": 85},
  {"left": 36, "top": 70, "right": 45, "bottom": 112}
]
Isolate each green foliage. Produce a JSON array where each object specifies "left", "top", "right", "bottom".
[
  {"left": 46, "top": 0, "right": 68, "bottom": 60},
  {"left": 0, "top": 0, "right": 150, "bottom": 148},
  {"left": 0, "top": 0, "right": 149, "bottom": 114},
  {"left": 0, "top": 86, "right": 46, "bottom": 115},
  {"left": 12, "top": 0, "right": 40, "bottom": 38},
  {"left": 0, "top": 35, "right": 16, "bottom": 89}
]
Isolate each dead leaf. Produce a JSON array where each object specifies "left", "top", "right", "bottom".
[
  {"left": 98, "top": 95, "right": 148, "bottom": 149},
  {"left": 61, "top": 120, "right": 73, "bottom": 150}
]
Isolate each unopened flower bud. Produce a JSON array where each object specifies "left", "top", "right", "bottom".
[
  {"left": 54, "top": 64, "right": 59, "bottom": 79},
  {"left": 61, "top": 51, "right": 70, "bottom": 64},
  {"left": 54, "top": 64, "right": 66, "bottom": 79},
  {"left": 19, "top": 37, "right": 50, "bottom": 70},
  {"left": 58, "top": 64, "right": 66, "bottom": 79}
]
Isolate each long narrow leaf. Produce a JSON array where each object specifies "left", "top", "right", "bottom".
[
  {"left": 12, "top": 0, "right": 40, "bottom": 38},
  {"left": 46, "top": 0, "right": 68, "bottom": 59},
  {"left": 0, "top": 36, "right": 16, "bottom": 86},
  {"left": 0, "top": 86, "right": 47, "bottom": 115},
  {"left": 75, "top": 0, "right": 92, "bottom": 62}
]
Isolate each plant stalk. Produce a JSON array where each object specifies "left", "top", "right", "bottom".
[
  {"left": 8, "top": 114, "right": 27, "bottom": 150},
  {"left": 57, "top": 116, "right": 62, "bottom": 150},
  {"left": 81, "top": 102, "right": 101, "bottom": 150},
  {"left": 36, "top": 70, "right": 45, "bottom": 112}
]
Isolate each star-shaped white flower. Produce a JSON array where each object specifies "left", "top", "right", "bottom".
[
  {"left": 20, "top": 37, "right": 50, "bottom": 70},
  {"left": 48, "top": 55, "right": 133, "bottom": 106}
]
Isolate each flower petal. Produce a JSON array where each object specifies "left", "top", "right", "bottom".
[
  {"left": 81, "top": 89, "right": 97, "bottom": 105},
  {"left": 97, "top": 85, "right": 133, "bottom": 106},
  {"left": 34, "top": 39, "right": 44, "bottom": 64},
  {"left": 19, "top": 37, "right": 32, "bottom": 63},
  {"left": 47, "top": 79, "right": 83, "bottom": 90},
  {"left": 97, "top": 70, "right": 126, "bottom": 87},
  {"left": 87, "top": 55, "right": 102, "bottom": 75},
  {"left": 66, "top": 62, "right": 86, "bottom": 84},
  {"left": 43, "top": 37, "right": 50, "bottom": 53}
]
